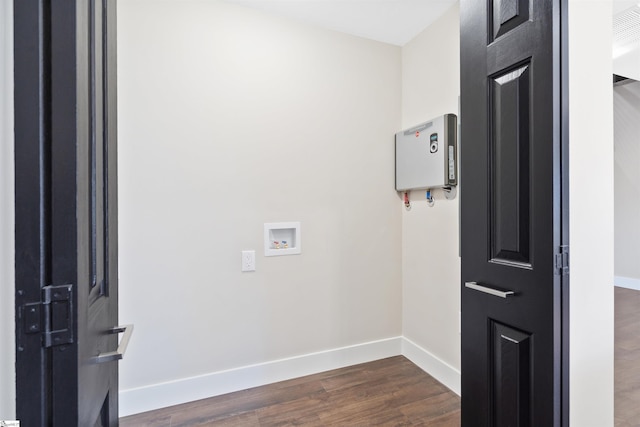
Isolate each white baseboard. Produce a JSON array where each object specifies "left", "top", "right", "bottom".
[
  {"left": 402, "top": 337, "right": 461, "bottom": 396},
  {"left": 615, "top": 276, "right": 640, "bottom": 291},
  {"left": 119, "top": 336, "right": 403, "bottom": 417},
  {"left": 119, "top": 335, "right": 462, "bottom": 417}
]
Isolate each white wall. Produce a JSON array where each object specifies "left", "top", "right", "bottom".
[
  {"left": 614, "top": 81, "right": 640, "bottom": 285},
  {"left": 117, "top": 0, "right": 617, "bottom": 421},
  {"left": 400, "top": 3, "right": 461, "bottom": 390},
  {"left": 613, "top": 50, "right": 640, "bottom": 82},
  {"left": 614, "top": 42, "right": 640, "bottom": 82},
  {"left": 117, "top": 0, "right": 402, "bottom": 414},
  {"left": 0, "top": 0, "right": 15, "bottom": 420},
  {"left": 569, "top": 1, "right": 615, "bottom": 425}
]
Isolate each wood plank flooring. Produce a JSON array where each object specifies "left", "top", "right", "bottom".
[
  {"left": 120, "top": 356, "right": 460, "bottom": 426},
  {"left": 122, "top": 288, "right": 640, "bottom": 426},
  {"left": 616, "top": 286, "right": 640, "bottom": 427}
]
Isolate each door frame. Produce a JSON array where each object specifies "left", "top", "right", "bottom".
[
  {"left": 12, "top": 1, "right": 121, "bottom": 425},
  {"left": 560, "top": 0, "right": 570, "bottom": 424},
  {"left": 1, "top": 0, "right": 16, "bottom": 419},
  {"left": 10, "top": 0, "right": 572, "bottom": 425},
  {"left": 13, "top": 1, "right": 53, "bottom": 424}
]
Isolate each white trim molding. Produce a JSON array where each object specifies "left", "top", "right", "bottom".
[
  {"left": 615, "top": 276, "right": 640, "bottom": 291},
  {"left": 120, "top": 337, "right": 402, "bottom": 417},
  {"left": 119, "top": 336, "right": 462, "bottom": 417},
  {"left": 401, "top": 337, "right": 461, "bottom": 396},
  {"left": 0, "top": 0, "right": 16, "bottom": 419}
]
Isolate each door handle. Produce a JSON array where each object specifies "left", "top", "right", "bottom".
[
  {"left": 93, "top": 324, "right": 134, "bottom": 364},
  {"left": 465, "top": 282, "right": 515, "bottom": 298}
]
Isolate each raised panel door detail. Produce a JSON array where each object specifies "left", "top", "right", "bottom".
[
  {"left": 491, "top": 321, "right": 532, "bottom": 427},
  {"left": 88, "top": 0, "right": 111, "bottom": 305},
  {"left": 491, "top": 0, "right": 530, "bottom": 41},
  {"left": 489, "top": 64, "right": 531, "bottom": 266}
]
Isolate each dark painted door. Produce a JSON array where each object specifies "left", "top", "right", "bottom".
[
  {"left": 14, "top": 1, "right": 123, "bottom": 425},
  {"left": 460, "top": 0, "right": 568, "bottom": 426}
]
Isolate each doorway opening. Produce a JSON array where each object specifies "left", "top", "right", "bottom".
[{"left": 613, "top": 76, "right": 640, "bottom": 425}]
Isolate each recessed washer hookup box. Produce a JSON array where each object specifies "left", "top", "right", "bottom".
[{"left": 395, "top": 114, "right": 458, "bottom": 192}]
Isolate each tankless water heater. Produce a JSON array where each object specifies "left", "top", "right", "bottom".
[{"left": 395, "top": 114, "right": 458, "bottom": 192}]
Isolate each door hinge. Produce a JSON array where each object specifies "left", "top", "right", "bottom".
[
  {"left": 22, "top": 284, "right": 74, "bottom": 348},
  {"left": 555, "top": 245, "right": 570, "bottom": 276}
]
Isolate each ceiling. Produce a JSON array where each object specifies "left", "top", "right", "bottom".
[
  {"left": 223, "top": 0, "right": 457, "bottom": 46},
  {"left": 615, "top": 1, "right": 640, "bottom": 15},
  {"left": 224, "top": 1, "right": 640, "bottom": 64},
  {"left": 613, "top": 1, "right": 640, "bottom": 81}
]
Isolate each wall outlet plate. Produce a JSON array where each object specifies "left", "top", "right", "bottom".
[{"left": 241, "top": 250, "right": 255, "bottom": 272}]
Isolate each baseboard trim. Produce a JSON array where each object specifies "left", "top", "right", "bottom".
[
  {"left": 401, "top": 337, "right": 461, "bottom": 396},
  {"left": 119, "top": 336, "right": 403, "bottom": 417},
  {"left": 615, "top": 276, "right": 640, "bottom": 291},
  {"left": 120, "top": 336, "right": 462, "bottom": 417}
]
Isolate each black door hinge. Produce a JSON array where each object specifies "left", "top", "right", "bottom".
[
  {"left": 555, "top": 245, "right": 570, "bottom": 276},
  {"left": 22, "top": 284, "right": 74, "bottom": 348}
]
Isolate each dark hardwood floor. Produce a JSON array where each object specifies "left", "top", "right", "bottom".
[
  {"left": 120, "top": 356, "right": 460, "bottom": 426},
  {"left": 616, "top": 286, "right": 640, "bottom": 427},
  {"left": 121, "top": 288, "right": 640, "bottom": 426}
]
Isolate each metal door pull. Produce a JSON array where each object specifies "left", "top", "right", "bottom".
[
  {"left": 465, "top": 282, "right": 514, "bottom": 298},
  {"left": 94, "top": 324, "right": 134, "bottom": 364}
]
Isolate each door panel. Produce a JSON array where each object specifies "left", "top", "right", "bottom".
[
  {"left": 14, "top": 0, "right": 120, "bottom": 425},
  {"left": 491, "top": 321, "right": 532, "bottom": 427},
  {"left": 490, "top": 64, "right": 531, "bottom": 264},
  {"left": 460, "top": 0, "right": 567, "bottom": 425},
  {"left": 491, "top": 0, "right": 530, "bottom": 41}
]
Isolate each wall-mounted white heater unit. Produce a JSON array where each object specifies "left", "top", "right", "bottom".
[{"left": 395, "top": 114, "right": 458, "bottom": 191}]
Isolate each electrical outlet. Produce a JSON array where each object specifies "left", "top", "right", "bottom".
[{"left": 241, "top": 250, "right": 256, "bottom": 272}]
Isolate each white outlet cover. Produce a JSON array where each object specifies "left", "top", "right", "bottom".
[{"left": 242, "top": 250, "right": 256, "bottom": 272}]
